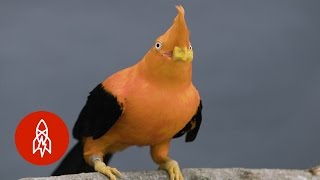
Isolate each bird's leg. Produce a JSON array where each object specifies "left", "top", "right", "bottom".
[
  {"left": 83, "top": 137, "right": 122, "bottom": 180},
  {"left": 91, "top": 158, "right": 122, "bottom": 180},
  {"left": 150, "top": 141, "right": 184, "bottom": 180},
  {"left": 309, "top": 165, "right": 320, "bottom": 176}
]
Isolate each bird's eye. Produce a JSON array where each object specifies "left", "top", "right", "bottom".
[
  {"left": 154, "top": 41, "right": 162, "bottom": 50},
  {"left": 189, "top": 43, "right": 192, "bottom": 50}
]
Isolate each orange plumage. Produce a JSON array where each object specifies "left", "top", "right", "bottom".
[{"left": 53, "top": 5, "right": 201, "bottom": 180}]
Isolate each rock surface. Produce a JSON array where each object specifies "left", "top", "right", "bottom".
[{"left": 20, "top": 168, "right": 320, "bottom": 180}]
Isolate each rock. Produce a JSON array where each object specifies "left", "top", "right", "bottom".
[{"left": 20, "top": 168, "right": 320, "bottom": 180}]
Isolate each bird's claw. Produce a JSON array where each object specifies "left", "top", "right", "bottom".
[
  {"left": 310, "top": 166, "right": 320, "bottom": 176},
  {"left": 94, "top": 160, "right": 122, "bottom": 180},
  {"left": 159, "top": 159, "right": 184, "bottom": 180}
]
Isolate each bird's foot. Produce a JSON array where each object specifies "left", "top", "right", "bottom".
[
  {"left": 93, "top": 160, "right": 122, "bottom": 180},
  {"left": 159, "top": 159, "right": 184, "bottom": 180},
  {"left": 309, "top": 166, "right": 320, "bottom": 176}
]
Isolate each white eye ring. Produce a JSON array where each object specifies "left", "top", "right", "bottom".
[
  {"left": 155, "top": 41, "right": 162, "bottom": 50},
  {"left": 189, "top": 43, "right": 192, "bottom": 50}
]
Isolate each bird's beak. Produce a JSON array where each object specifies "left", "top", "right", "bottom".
[
  {"left": 173, "top": 46, "right": 193, "bottom": 62},
  {"left": 164, "top": 5, "right": 193, "bottom": 62}
]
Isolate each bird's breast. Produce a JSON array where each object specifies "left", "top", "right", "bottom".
[{"left": 108, "top": 82, "right": 199, "bottom": 146}]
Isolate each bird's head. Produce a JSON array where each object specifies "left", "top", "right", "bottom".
[
  {"left": 150, "top": 5, "right": 193, "bottom": 62},
  {"left": 139, "top": 5, "right": 193, "bottom": 84}
]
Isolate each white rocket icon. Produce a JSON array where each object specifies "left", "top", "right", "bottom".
[{"left": 32, "top": 119, "right": 52, "bottom": 158}]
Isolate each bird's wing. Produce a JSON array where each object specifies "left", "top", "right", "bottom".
[
  {"left": 173, "top": 100, "right": 202, "bottom": 142},
  {"left": 73, "top": 84, "right": 123, "bottom": 140}
]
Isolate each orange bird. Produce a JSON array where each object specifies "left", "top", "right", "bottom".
[{"left": 53, "top": 5, "right": 202, "bottom": 180}]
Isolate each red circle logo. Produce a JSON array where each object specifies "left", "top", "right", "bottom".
[{"left": 15, "top": 111, "right": 69, "bottom": 165}]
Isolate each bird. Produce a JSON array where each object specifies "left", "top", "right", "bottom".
[{"left": 52, "top": 5, "right": 202, "bottom": 180}]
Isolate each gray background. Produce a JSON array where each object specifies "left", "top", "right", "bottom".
[{"left": 1, "top": 0, "right": 320, "bottom": 179}]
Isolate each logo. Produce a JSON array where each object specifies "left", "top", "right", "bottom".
[
  {"left": 32, "top": 119, "right": 52, "bottom": 158},
  {"left": 15, "top": 111, "right": 69, "bottom": 165}
]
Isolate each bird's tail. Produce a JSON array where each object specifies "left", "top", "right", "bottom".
[{"left": 52, "top": 141, "right": 112, "bottom": 176}]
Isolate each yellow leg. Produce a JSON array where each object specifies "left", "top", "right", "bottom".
[
  {"left": 150, "top": 141, "right": 184, "bottom": 180},
  {"left": 93, "top": 158, "right": 122, "bottom": 180},
  {"left": 83, "top": 137, "right": 123, "bottom": 180},
  {"left": 159, "top": 159, "right": 184, "bottom": 180}
]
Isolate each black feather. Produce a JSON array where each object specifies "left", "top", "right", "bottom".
[
  {"left": 51, "top": 142, "right": 112, "bottom": 176},
  {"left": 173, "top": 100, "right": 202, "bottom": 142},
  {"left": 53, "top": 84, "right": 120, "bottom": 176},
  {"left": 73, "top": 83, "right": 123, "bottom": 140}
]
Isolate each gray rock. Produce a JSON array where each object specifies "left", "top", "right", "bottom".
[{"left": 20, "top": 168, "right": 320, "bottom": 180}]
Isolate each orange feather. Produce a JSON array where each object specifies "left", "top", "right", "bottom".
[{"left": 84, "top": 5, "right": 200, "bottom": 166}]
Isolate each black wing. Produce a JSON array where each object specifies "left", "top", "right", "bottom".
[
  {"left": 173, "top": 100, "right": 202, "bottom": 142},
  {"left": 73, "top": 83, "right": 123, "bottom": 140}
]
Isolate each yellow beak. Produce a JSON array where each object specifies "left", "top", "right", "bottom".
[{"left": 173, "top": 46, "right": 193, "bottom": 62}]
